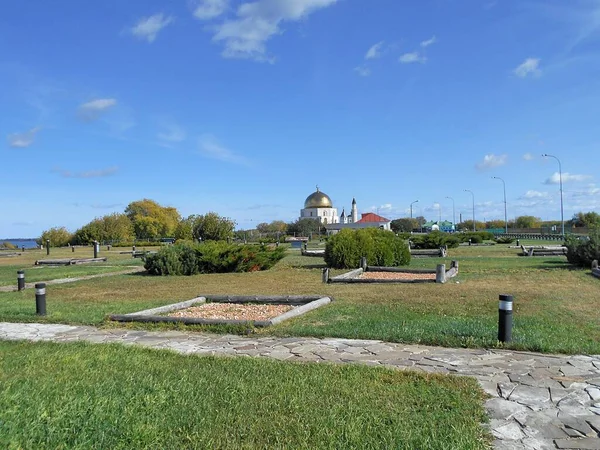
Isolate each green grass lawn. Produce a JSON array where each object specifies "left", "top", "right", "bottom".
[
  {"left": 0, "top": 243, "right": 597, "bottom": 354},
  {"left": 0, "top": 247, "right": 144, "bottom": 286},
  {"left": 0, "top": 340, "right": 489, "bottom": 449}
]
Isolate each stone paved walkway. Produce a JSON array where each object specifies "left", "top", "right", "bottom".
[
  {"left": 0, "top": 267, "right": 145, "bottom": 292},
  {"left": 1, "top": 322, "right": 599, "bottom": 450}
]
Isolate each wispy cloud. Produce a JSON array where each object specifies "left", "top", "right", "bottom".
[
  {"left": 365, "top": 41, "right": 384, "bottom": 59},
  {"left": 420, "top": 36, "right": 436, "bottom": 47},
  {"left": 198, "top": 135, "right": 249, "bottom": 165},
  {"left": 544, "top": 172, "right": 592, "bottom": 184},
  {"left": 523, "top": 152, "right": 534, "bottom": 161},
  {"left": 513, "top": 58, "right": 541, "bottom": 78},
  {"left": 78, "top": 98, "right": 117, "bottom": 121},
  {"left": 399, "top": 52, "right": 426, "bottom": 64},
  {"left": 158, "top": 124, "right": 186, "bottom": 144},
  {"left": 353, "top": 65, "right": 371, "bottom": 77},
  {"left": 129, "top": 13, "right": 174, "bottom": 43},
  {"left": 476, "top": 153, "right": 507, "bottom": 170},
  {"left": 205, "top": 0, "right": 338, "bottom": 61},
  {"left": 194, "top": 0, "right": 229, "bottom": 20},
  {"left": 51, "top": 166, "right": 119, "bottom": 178},
  {"left": 521, "top": 190, "right": 548, "bottom": 199},
  {"left": 7, "top": 126, "right": 41, "bottom": 148}
]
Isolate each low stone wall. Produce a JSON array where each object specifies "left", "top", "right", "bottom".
[
  {"left": 35, "top": 257, "right": 108, "bottom": 266},
  {"left": 518, "top": 245, "right": 567, "bottom": 257},
  {"left": 410, "top": 246, "right": 448, "bottom": 258}
]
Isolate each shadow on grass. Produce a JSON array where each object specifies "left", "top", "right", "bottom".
[
  {"left": 533, "top": 260, "right": 578, "bottom": 270},
  {"left": 290, "top": 263, "right": 327, "bottom": 269}
]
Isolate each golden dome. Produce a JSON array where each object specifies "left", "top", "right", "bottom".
[{"left": 304, "top": 187, "right": 333, "bottom": 208}]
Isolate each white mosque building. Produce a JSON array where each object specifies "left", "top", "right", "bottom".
[{"left": 299, "top": 187, "right": 390, "bottom": 231}]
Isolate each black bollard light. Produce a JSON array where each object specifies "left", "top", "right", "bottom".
[
  {"left": 17, "top": 270, "right": 25, "bottom": 291},
  {"left": 46, "top": 239, "right": 50, "bottom": 255},
  {"left": 498, "top": 294, "right": 513, "bottom": 343},
  {"left": 93, "top": 241, "right": 98, "bottom": 258},
  {"left": 35, "top": 282, "right": 47, "bottom": 316},
  {"left": 72, "top": 246, "right": 75, "bottom": 253}
]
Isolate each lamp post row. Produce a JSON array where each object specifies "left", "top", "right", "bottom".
[{"left": 407, "top": 155, "right": 564, "bottom": 235}]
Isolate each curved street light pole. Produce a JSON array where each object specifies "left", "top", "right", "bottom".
[
  {"left": 542, "top": 154, "right": 564, "bottom": 236},
  {"left": 464, "top": 190, "right": 475, "bottom": 231},
  {"left": 410, "top": 200, "right": 419, "bottom": 219},
  {"left": 492, "top": 176, "right": 508, "bottom": 233},
  {"left": 445, "top": 196, "right": 455, "bottom": 230}
]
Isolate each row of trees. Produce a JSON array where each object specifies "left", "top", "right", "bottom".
[{"left": 39, "top": 199, "right": 236, "bottom": 246}]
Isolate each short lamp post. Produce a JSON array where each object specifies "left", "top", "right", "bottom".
[
  {"left": 492, "top": 176, "right": 508, "bottom": 233},
  {"left": 542, "top": 154, "right": 565, "bottom": 236},
  {"left": 464, "top": 190, "right": 475, "bottom": 231}
]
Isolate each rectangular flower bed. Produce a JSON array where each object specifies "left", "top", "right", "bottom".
[{"left": 109, "top": 295, "right": 332, "bottom": 327}]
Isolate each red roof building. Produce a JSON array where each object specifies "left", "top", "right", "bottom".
[{"left": 356, "top": 212, "right": 391, "bottom": 224}]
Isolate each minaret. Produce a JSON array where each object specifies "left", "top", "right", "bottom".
[
  {"left": 351, "top": 198, "right": 358, "bottom": 223},
  {"left": 340, "top": 208, "right": 347, "bottom": 224}
]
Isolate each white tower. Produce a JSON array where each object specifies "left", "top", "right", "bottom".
[
  {"left": 340, "top": 208, "right": 347, "bottom": 224},
  {"left": 351, "top": 198, "right": 358, "bottom": 223}
]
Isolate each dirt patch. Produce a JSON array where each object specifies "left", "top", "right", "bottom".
[
  {"left": 360, "top": 272, "right": 436, "bottom": 281},
  {"left": 168, "top": 303, "right": 295, "bottom": 321}
]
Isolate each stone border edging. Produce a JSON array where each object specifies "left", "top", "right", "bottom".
[
  {"left": 329, "top": 261, "right": 459, "bottom": 284},
  {"left": 109, "top": 295, "right": 332, "bottom": 327}
]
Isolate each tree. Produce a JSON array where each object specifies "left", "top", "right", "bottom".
[
  {"left": 39, "top": 227, "right": 73, "bottom": 247},
  {"left": 73, "top": 213, "right": 133, "bottom": 244},
  {"left": 287, "top": 218, "right": 322, "bottom": 237},
  {"left": 514, "top": 216, "right": 541, "bottom": 229},
  {"left": 256, "top": 220, "right": 288, "bottom": 235},
  {"left": 572, "top": 212, "right": 600, "bottom": 229},
  {"left": 174, "top": 216, "right": 196, "bottom": 241},
  {"left": 456, "top": 220, "right": 486, "bottom": 231},
  {"left": 125, "top": 199, "right": 180, "bottom": 239},
  {"left": 485, "top": 220, "right": 505, "bottom": 229},
  {"left": 192, "top": 212, "right": 236, "bottom": 242},
  {"left": 390, "top": 218, "right": 418, "bottom": 233}
]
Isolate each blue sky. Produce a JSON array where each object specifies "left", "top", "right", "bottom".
[{"left": 2, "top": 0, "right": 599, "bottom": 237}]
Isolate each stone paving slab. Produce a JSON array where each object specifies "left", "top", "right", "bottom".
[{"left": 1, "top": 322, "right": 599, "bottom": 449}]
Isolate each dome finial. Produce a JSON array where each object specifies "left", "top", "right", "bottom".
[{"left": 316, "top": 184, "right": 319, "bottom": 192}]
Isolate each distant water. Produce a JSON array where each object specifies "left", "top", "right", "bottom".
[{"left": 0, "top": 239, "right": 38, "bottom": 249}]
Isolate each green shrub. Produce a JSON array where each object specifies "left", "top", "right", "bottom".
[
  {"left": 495, "top": 236, "right": 515, "bottom": 244},
  {"left": 0, "top": 241, "right": 17, "bottom": 250},
  {"left": 144, "top": 241, "right": 286, "bottom": 275},
  {"left": 409, "top": 231, "right": 459, "bottom": 249},
  {"left": 325, "top": 229, "right": 410, "bottom": 269},
  {"left": 565, "top": 229, "right": 600, "bottom": 267}
]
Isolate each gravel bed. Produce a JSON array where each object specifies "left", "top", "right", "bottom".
[
  {"left": 359, "top": 271, "right": 436, "bottom": 281},
  {"left": 167, "top": 303, "right": 295, "bottom": 321}
]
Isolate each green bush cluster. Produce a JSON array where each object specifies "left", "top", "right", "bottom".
[
  {"left": 409, "top": 231, "right": 460, "bottom": 249},
  {"left": 324, "top": 229, "right": 410, "bottom": 269},
  {"left": 144, "top": 241, "right": 286, "bottom": 275},
  {"left": 565, "top": 229, "right": 600, "bottom": 267},
  {"left": 495, "top": 236, "right": 515, "bottom": 244}
]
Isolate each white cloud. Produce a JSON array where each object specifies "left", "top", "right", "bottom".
[
  {"left": 198, "top": 135, "right": 248, "bottom": 165},
  {"left": 78, "top": 98, "right": 117, "bottom": 121},
  {"left": 514, "top": 58, "right": 541, "bottom": 78},
  {"left": 475, "top": 153, "right": 507, "bottom": 170},
  {"left": 210, "top": 0, "right": 338, "bottom": 61},
  {"left": 194, "top": 0, "right": 229, "bottom": 20},
  {"left": 544, "top": 172, "right": 592, "bottom": 184},
  {"left": 130, "top": 13, "right": 174, "bottom": 43},
  {"left": 52, "top": 166, "right": 119, "bottom": 178},
  {"left": 365, "top": 41, "right": 384, "bottom": 59},
  {"left": 420, "top": 36, "right": 436, "bottom": 47},
  {"left": 522, "top": 190, "right": 548, "bottom": 199},
  {"left": 158, "top": 124, "right": 186, "bottom": 143},
  {"left": 399, "top": 52, "right": 426, "bottom": 64},
  {"left": 7, "top": 127, "right": 41, "bottom": 148},
  {"left": 523, "top": 152, "right": 534, "bottom": 161},
  {"left": 353, "top": 65, "right": 371, "bottom": 77}
]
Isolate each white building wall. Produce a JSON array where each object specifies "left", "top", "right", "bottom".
[{"left": 300, "top": 208, "right": 339, "bottom": 224}]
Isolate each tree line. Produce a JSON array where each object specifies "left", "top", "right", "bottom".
[{"left": 39, "top": 199, "right": 236, "bottom": 247}]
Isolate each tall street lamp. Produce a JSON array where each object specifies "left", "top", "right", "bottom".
[
  {"left": 445, "top": 196, "right": 455, "bottom": 230},
  {"left": 542, "top": 154, "right": 564, "bottom": 236},
  {"left": 410, "top": 200, "right": 419, "bottom": 219},
  {"left": 464, "top": 189, "right": 475, "bottom": 231},
  {"left": 492, "top": 176, "right": 508, "bottom": 233}
]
